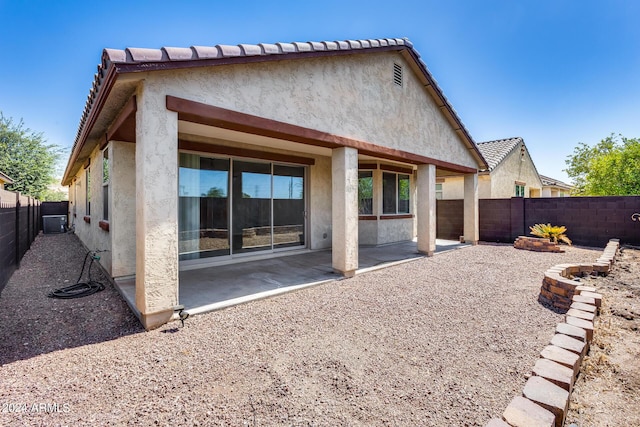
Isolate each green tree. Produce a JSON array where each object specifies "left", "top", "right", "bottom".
[
  {"left": 203, "top": 187, "right": 224, "bottom": 198},
  {"left": 0, "top": 113, "right": 63, "bottom": 200},
  {"left": 565, "top": 134, "right": 640, "bottom": 196}
]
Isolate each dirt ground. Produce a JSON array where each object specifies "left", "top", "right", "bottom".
[
  {"left": 566, "top": 246, "right": 640, "bottom": 427},
  {"left": 0, "top": 233, "right": 637, "bottom": 426}
]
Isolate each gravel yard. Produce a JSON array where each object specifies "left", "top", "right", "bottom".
[{"left": 0, "top": 233, "right": 602, "bottom": 426}]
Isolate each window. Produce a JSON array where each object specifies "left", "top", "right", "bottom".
[
  {"left": 436, "top": 183, "right": 443, "bottom": 200},
  {"left": 73, "top": 181, "right": 79, "bottom": 216},
  {"left": 102, "top": 149, "right": 109, "bottom": 221},
  {"left": 383, "top": 172, "right": 410, "bottom": 214},
  {"left": 358, "top": 171, "right": 373, "bottom": 215},
  {"left": 515, "top": 184, "right": 525, "bottom": 197},
  {"left": 85, "top": 168, "right": 91, "bottom": 215}
]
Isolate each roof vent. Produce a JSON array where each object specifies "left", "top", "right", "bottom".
[{"left": 393, "top": 63, "right": 403, "bottom": 87}]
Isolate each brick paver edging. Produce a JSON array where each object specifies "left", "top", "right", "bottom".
[
  {"left": 514, "top": 236, "right": 564, "bottom": 253},
  {"left": 539, "top": 239, "right": 619, "bottom": 311},
  {"left": 485, "top": 239, "right": 619, "bottom": 427}
]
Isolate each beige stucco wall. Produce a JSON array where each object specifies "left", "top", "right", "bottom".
[
  {"left": 137, "top": 50, "right": 477, "bottom": 170},
  {"left": 490, "top": 147, "right": 542, "bottom": 198},
  {"left": 309, "top": 155, "right": 332, "bottom": 250},
  {"left": 542, "top": 187, "right": 570, "bottom": 197},
  {"left": 70, "top": 160, "right": 89, "bottom": 245},
  {"left": 379, "top": 218, "right": 415, "bottom": 243},
  {"left": 110, "top": 141, "right": 136, "bottom": 277},
  {"left": 441, "top": 176, "right": 464, "bottom": 200},
  {"left": 359, "top": 218, "right": 415, "bottom": 246},
  {"left": 70, "top": 48, "right": 478, "bottom": 296},
  {"left": 67, "top": 145, "right": 112, "bottom": 272},
  {"left": 135, "top": 82, "right": 179, "bottom": 324},
  {"left": 478, "top": 175, "right": 492, "bottom": 199},
  {"left": 95, "top": 147, "right": 112, "bottom": 273},
  {"left": 442, "top": 146, "right": 542, "bottom": 199},
  {"left": 441, "top": 175, "right": 491, "bottom": 199}
]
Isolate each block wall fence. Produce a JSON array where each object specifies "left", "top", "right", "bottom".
[
  {"left": 0, "top": 189, "right": 41, "bottom": 294},
  {"left": 437, "top": 196, "right": 640, "bottom": 247}
]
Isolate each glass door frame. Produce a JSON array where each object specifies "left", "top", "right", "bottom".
[{"left": 178, "top": 149, "right": 309, "bottom": 268}]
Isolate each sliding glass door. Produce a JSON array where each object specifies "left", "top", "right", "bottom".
[
  {"left": 179, "top": 154, "right": 230, "bottom": 260},
  {"left": 179, "top": 153, "right": 306, "bottom": 261},
  {"left": 273, "top": 165, "right": 305, "bottom": 248},
  {"left": 232, "top": 161, "right": 272, "bottom": 254}
]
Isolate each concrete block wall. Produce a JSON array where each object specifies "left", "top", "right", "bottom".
[{"left": 436, "top": 196, "right": 640, "bottom": 246}]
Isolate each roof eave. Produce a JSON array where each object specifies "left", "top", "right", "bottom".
[
  {"left": 62, "top": 64, "right": 118, "bottom": 186},
  {"left": 63, "top": 37, "right": 489, "bottom": 184},
  {"left": 400, "top": 48, "right": 488, "bottom": 171},
  {"left": 0, "top": 171, "right": 14, "bottom": 184}
]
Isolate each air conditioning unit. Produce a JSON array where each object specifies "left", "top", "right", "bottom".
[{"left": 43, "top": 215, "right": 67, "bottom": 234}]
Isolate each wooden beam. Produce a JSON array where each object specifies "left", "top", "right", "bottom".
[{"left": 166, "top": 95, "right": 478, "bottom": 174}]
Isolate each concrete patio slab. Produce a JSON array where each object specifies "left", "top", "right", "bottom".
[{"left": 115, "top": 239, "right": 469, "bottom": 318}]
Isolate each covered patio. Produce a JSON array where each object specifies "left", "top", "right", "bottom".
[
  {"left": 114, "top": 239, "right": 469, "bottom": 318},
  {"left": 62, "top": 38, "right": 489, "bottom": 329}
]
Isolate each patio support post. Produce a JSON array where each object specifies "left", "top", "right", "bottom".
[
  {"left": 332, "top": 147, "right": 358, "bottom": 276},
  {"left": 134, "top": 83, "right": 179, "bottom": 330},
  {"left": 416, "top": 164, "right": 436, "bottom": 256},
  {"left": 463, "top": 172, "right": 479, "bottom": 244}
]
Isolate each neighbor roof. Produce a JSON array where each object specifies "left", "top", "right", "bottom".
[
  {"left": 476, "top": 137, "right": 523, "bottom": 171},
  {"left": 539, "top": 174, "right": 573, "bottom": 190},
  {"left": 63, "top": 37, "right": 488, "bottom": 185},
  {"left": 0, "top": 170, "right": 14, "bottom": 184}
]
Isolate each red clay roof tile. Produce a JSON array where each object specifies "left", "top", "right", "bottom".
[
  {"left": 162, "top": 47, "right": 194, "bottom": 61},
  {"left": 126, "top": 47, "right": 163, "bottom": 62}
]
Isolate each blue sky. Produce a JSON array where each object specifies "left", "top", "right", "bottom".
[{"left": 1, "top": 0, "right": 638, "bottom": 183}]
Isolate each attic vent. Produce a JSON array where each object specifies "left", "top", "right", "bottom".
[{"left": 393, "top": 63, "right": 403, "bottom": 87}]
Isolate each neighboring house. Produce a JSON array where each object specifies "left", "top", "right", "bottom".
[
  {"left": 540, "top": 174, "right": 572, "bottom": 197},
  {"left": 0, "top": 171, "right": 14, "bottom": 190},
  {"left": 439, "top": 137, "right": 542, "bottom": 199},
  {"left": 62, "top": 37, "right": 488, "bottom": 329}
]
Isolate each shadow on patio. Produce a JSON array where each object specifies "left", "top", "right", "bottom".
[{"left": 115, "top": 239, "right": 469, "bottom": 317}]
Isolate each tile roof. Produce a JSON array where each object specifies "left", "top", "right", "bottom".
[
  {"left": 0, "top": 170, "right": 14, "bottom": 184},
  {"left": 65, "top": 37, "right": 488, "bottom": 184},
  {"left": 476, "top": 137, "right": 523, "bottom": 171},
  {"left": 539, "top": 174, "right": 572, "bottom": 189},
  {"left": 103, "top": 38, "right": 410, "bottom": 64}
]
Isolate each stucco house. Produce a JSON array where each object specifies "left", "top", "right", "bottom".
[
  {"left": 62, "top": 37, "right": 488, "bottom": 329},
  {"left": 540, "top": 174, "right": 572, "bottom": 197},
  {"left": 0, "top": 171, "right": 14, "bottom": 190},
  {"left": 438, "top": 137, "right": 542, "bottom": 199}
]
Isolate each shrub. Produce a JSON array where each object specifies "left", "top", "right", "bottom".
[{"left": 529, "top": 223, "right": 572, "bottom": 245}]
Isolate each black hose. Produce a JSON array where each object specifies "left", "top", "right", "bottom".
[{"left": 48, "top": 250, "right": 105, "bottom": 299}]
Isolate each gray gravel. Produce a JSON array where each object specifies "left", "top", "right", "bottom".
[{"left": 0, "top": 233, "right": 601, "bottom": 426}]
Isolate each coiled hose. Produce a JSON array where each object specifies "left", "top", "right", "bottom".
[{"left": 48, "top": 250, "right": 106, "bottom": 299}]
